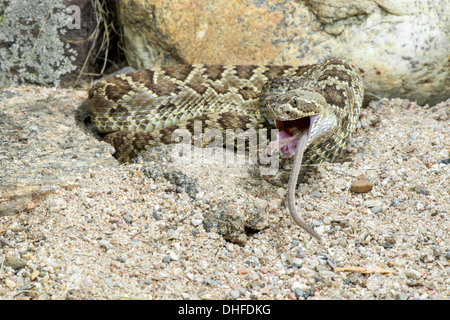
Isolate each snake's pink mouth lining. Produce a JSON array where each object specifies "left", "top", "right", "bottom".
[{"left": 268, "top": 116, "right": 317, "bottom": 156}]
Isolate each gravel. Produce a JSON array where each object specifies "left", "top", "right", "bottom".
[{"left": 0, "top": 86, "right": 449, "bottom": 300}]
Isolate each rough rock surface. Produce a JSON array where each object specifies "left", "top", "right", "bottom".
[
  {"left": 120, "top": 0, "right": 449, "bottom": 105},
  {"left": 0, "top": 0, "right": 99, "bottom": 87}
]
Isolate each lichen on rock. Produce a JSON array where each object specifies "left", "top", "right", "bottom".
[{"left": 0, "top": 0, "right": 77, "bottom": 86}]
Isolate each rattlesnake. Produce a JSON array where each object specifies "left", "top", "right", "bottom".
[{"left": 88, "top": 58, "right": 364, "bottom": 241}]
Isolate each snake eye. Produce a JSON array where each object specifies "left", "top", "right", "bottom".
[{"left": 290, "top": 98, "right": 298, "bottom": 107}]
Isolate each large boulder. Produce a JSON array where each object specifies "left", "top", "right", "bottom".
[{"left": 119, "top": 0, "right": 449, "bottom": 105}]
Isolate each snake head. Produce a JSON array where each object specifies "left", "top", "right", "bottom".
[{"left": 264, "top": 88, "right": 337, "bottom": 157}]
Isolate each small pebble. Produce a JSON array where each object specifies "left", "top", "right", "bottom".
[
  {"left": 333, "top": 178, "right": 347, "bottom": 189},
  {"left": 290, "top": 258, "right": 303, "bottom": 267},
  {"left": 409, "top": 131, "right": 419, "bottom": 140},
  {"left": 122, "top": 214, "right": 133, "bottom": 223},
  {"left": 370, "top": 206, "right": 383, "bottom": 214},
  {"left": 9, "top": 221, "right": 20, "bottom": 231},
  {"left": 104, "top": 278, "right": 115, "bottom": 287},
  {"left": 27, "top": 201, "right": 36, "bottom": 210},
  {"left": 400, "top": 99, "right": 411, "bottom": 109},
  {"left": 30, "top": 269, "right": 40, "bottom": 280},
  {"left": 5, "top": 256, "right": 27, "bottom": 270},
  {"left": 167, "top": 251, "right": 179, "bottom": 261},
  {"left": 437, "top": 157, "right": 450, "bottom": 165},
  {"left": 181, "top": 292, "right": 191, "bottom": 299},
  {"left": 5, "top": 279, "right": 16, "bottom": 289},
  {"left": 385, "top": 236, "right": 396, "bottom": 245},
  {"left": 144, "top": 275, "right": 153, "bottom": 285},
  {"left": 291, "top": 281, "right": 308, "bottom": 291},
  {"left": 287, "top": 292, "right": 297, "bottom": 300},
  {"left": 294, "top": 289, "right": 304, "bottom": 298},
  {"left": 296, "top": 249, "right": 305, "bottom": 259},
  {"left": 167, "top": 230, "right": 179, "bottom": 239},
  {"left": 381, "top": 242, "right": 392, "bottom": 249},
  {"left": 350, "top": 179, "right": 373, "bottom": 193},
  {"left": 403, "top": 145, "right": 415, "bottom": 153},
  {"left": 84, "top": 279, "right": 94, "bottom": 286},
  {"left": 309, "top": 190, "right": 322, "bottom": 198},
  {"left": 414, "top": 185, "right": 430, "bottom": 195},
  {"left": 206, "top": 279, "right": 221, "bottom": 287},
  {"left": 405, "top": 269, "right": 421, "bottom": 279},
  {"left": 416, "top": 202, "right": 424, "bottom": 211},
  {"left": 99, "top": 240, "right": 113, "bottom": 250},
  {"left": 277, "top": 187, "right": 287, "bottom": 198},
  {"left": 153, "top": 210, "right": 162, "bottom": 220},
  {"left": 238, "top": 268, "right": 248, "bottom": 275},
  {"left": 444, "top": 251, "right": 450, "bottom": 260},
  {"left": 116, "top": 256, "right": 127, "bottom": 263},
  {"left": 365, "top": 200, "right": 383, "bottom": 208},
  {"left": 230, "top": 290, "right": 240, "bottom": 299},
  {"left": 0, "top": 238, "right": 10, "bottom": 247},
  {"left": 420, "top": 254, "right": 434, "bottom": 263}
]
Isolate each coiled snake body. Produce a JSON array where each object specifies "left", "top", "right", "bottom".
[{"left": 88, "top": 58, "right": 364, "bottom": 241}]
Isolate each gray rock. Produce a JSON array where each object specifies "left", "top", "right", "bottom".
[
  {"left": 370, "top": 206, "right": 383, "bottom": 214},
  {"left": 116, "top": 256, "right": 127, "bottom": 263},
  {"left": 396, "top": 293, "right": 410, "bottom": 300},
  {"left": 168, "top": 251, "right": 179, "bottom": 261},
  {"left": 122, "top": 214, "right": 133, "bottom": 223},
  {"left": 230, "top": 290, "right": 240, "bottom": 299},
  {"left": 206, "top": 279, "right": 222, "bottom": 287},
  {"left": 99, "top": 240, "right": 113, "bottom": 250},
  {"left": 309, "top": 190, "right": 322, "bottom": 198},
  {"left": 153, "top": 211, "right": 162, "bottom": 220},
  {"left": 104, "top": 278, "right": 115, "bottom": 287},
  {"left": 405, "top": 269, "right": 422, "bottom": 279}
]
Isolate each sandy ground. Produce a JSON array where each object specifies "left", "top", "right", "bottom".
[{"left": 0, "top": 85, "right": 449, "bottom": 300}]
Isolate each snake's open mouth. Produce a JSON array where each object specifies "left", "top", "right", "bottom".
[
  {"left": 267, "top": 115, "right": 323, "bottom": 241},
  {"left": 267, "top": 115, "right": 318, "bottom": 156}
]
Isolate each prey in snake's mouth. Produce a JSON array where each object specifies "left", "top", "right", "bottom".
[
  {"left": 267, "top": 116, "right": 318, "bottom": 157},
  {"left": 263, "top": 88, "right": 328, "bottom": 242},
  {"left": 265, "top": 114, "right": 323, "bottom": 242}
]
